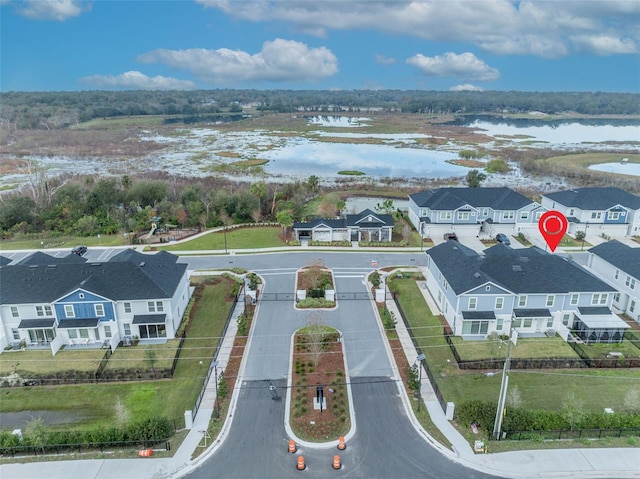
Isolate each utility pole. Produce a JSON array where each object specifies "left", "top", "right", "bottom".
[
  {"left": 416, "top": 353, "right": 425, "bottom": 412},
  {"left": 493, "top": 329, "right": 516, "bottom": 440}
]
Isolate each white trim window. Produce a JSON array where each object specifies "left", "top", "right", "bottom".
[
  {"left": 615, "top": 270, "right": 619, "bottom": 280},
  {"left": 570, "top": 293, "right": 579, "bottom": 305},
  {"left": 518, "top": 295, "right": 527, "bottom": 307},
  {"left": 562, "top": 313, "right": 571, "bottom": 326},
  {"left": 457, "top": 211, "right": 470, "bottom": 221},
  {"left": 95, "top": 304, "right": 105, "bottom": 317},
  {"left": 64, "top": 305, "right": 75, "bottom": 318},
  {"left": 439, "top": 211, "right": 452, "bottom": 221},
  {"left": 630, "top": 300, "right": 636, "bottom": 313},
  {"left": 502, "top": 211, "right": 515, "bottom": 220},
  {"left": 495, "top": 297, "right": 504, "bottom": 310},
  {"left": 546, "top": 295, "right": 555, "bottom": 307},
  {"left": 468, "top": 297, "right": 477, "bottom": 310},
  {"left": 124, "top": 302, "right": 132, "bottom": 313},
  {"left": 124, "top": 323, "right": 132, "bottom": 336},
  {"left": 607, "top": 211, "right": 620, "bottom": 221},
  {"left": 36, "top": 305, "right": 53, "bottom": 317},
  {"left": 11, "top": 306, "right": 19, "bottom": 318},
  {"left": 625, "top": 276, "right": 636, "bottom": 290},
  {"left": 519, "top": 211, "right": 529, "bottom": 220},
  {"left": 590, "top": 212, "right": 602, "bottom": 220},
  {"left": 104, "top": 325, "right": 112, "bottom": 338},
  {"left": 148, "top": 301, "right": 164, "bottom": 313},
  {"left": 591, "top": 293, "right": 608, "bottom": 305}
]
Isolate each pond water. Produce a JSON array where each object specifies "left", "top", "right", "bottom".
[
  {"left": 260, "top": 138, "right": 462, "bottom": 179},
  {"left": 454, "top": 116, "right": 639, "bottom": 146},
  {"left": 588, "top": 162, "right": 640, "bottom": 176}
]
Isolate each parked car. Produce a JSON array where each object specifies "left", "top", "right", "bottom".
[
  {"left": 443, "top": 233, "right": 458, "bottom": 242},
  {"left": 495, "top": 233, "right": 511, "bottom": 246},
  {"left": 72, "top": 245, "right": 88, "bottom": 256}
]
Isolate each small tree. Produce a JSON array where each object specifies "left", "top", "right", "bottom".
[
  {"left": 466, "top": 169, "right": 487, "bottom": 188},
  {"left": 304, "top": 259, "right": 328, "bottom": 290},
  {"left": 623, "top": 388, "right": 640, "bottom": 414},
  {"left": 506, "top": 385, "right": 522, "bottom": 409},
  {"left": 305, "top": 312, "right": 326, "bottom": 368},
  {"left": 562, "top": 392, "right": 585, "bottom": 431},
  {"left": 370, "top": 271, "right": 381, "bottom": 288},
  {"left": 575, "top": 230, "right": 586, "bottom": 241},
  {"left": 25, "top": 417, "right": 47, "bottom": 454},
  {"left": 114, "top": 396, "right": 131, "bottom": 427},
  {"left": 144, "top": 347, "right": 158, "bottom": 377}
]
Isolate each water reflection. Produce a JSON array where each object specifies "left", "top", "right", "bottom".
[{"left": 588, "top": 162, "right": 640, "bottom": 176}]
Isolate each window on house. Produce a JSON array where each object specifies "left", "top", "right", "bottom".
[
  {"left": 148, "top": 301, "right": 164, "bottom": 313},
  {"left": 615, "top": 270, "right": 619, "bottom": 280},
  {"left": 562, "top": 314, "right": 571, "bottom": 326},
  {"left": 95, "top": 304, "right": 105, "bottom": 317},
  {"left": 518, "top": 295, "right": 527, "bottom": 307},
  {"left": 523, "top": 318, "right": 533, "bottom": 328},
  {"left": 462, "top": 320, "right": 489, "bottom": 335},
  {"left": 534, "top": 211, "right": 543, "bottom": 220},
  {"left": 79, "top": 329, "right": 89, "bottom": 339},
  {"left": 104, "top": 325, "right": 112, "bottom": 338},
  {"left": 482, "top": 208, "right": 489, "bottom": 216},
  {"left": 607, "top": 211, "right": 620, "bottom": 220},
  {"left": 468, "top": 297, "right": 477, "bottom": 310},
  {"left": 614, "top": 293, "right": 620, "bottom": 303},
  {"left": 35, "top": 305, "right": 52, "bottom": 317},
  {"left": 625, "top": 276, "right": 636, "bottom": 289},
  {"left": 10, "top": 306, "right": 19, "bottom": 318},
  {"left": 546, "top": 317, "right": 554, "bottom": 328},
  {"left": 546, "top": 295, "right": 555, "bottom": 307},
  {"left": 512, "top": 318, "right": 522, "bottom": 328},
  {"left": 124, "top": 323, "right": 132, "bottom": 336},
  {"left": 495, "top": 297, "right": 504, "bottom": 310},
  {"left": 591, "top": 293, "right": 608, "bottom": 305},
  {"left": 520, "top": 211, "right": 529, "bottom": 220},
  {"left": 12, "top": 329, "right": 20, "bottom": 340},
  {"left": 496, "top": 318, "right": 504, "bottom": 330},
  {"left": 94, "top": 328, "right": 100, "bottom": 340},
  {"left": 439, "top": 211, "right": 452, "bottom": 220},
  {"left": 569, "top": 208, "right": 574, "bottom": 216},
  {"left": 148, "top": 301, "right": 156, "bottom": 312},
  {"left": 502, "top": 211, "right": 515, "bottom": 220},
  {"left": 457, "top": 211, "right": 470, "bottom": 220},
  {"left": 591, "top": 212, "right": 602, "bottom": 220},
  {"left": 124, "top": 302, "right": 132, "bottom": 313},
  {"left": 570, "top": 294, "right": 579, "bottom": 305},
  {"left": 64, "top": 305, "right": 75, "bottom": 317},
  {"left": 437, "top": 291, "right": 442, "bottom": 303},
  {"left": 68, "top": 329, "right": 78, "bottom": 339},
  {"left": 630, "top": 300, "right": 636, "bottom": 313},
  {"left": 443, "top": 279, "right": 448, "bottom": 292}
]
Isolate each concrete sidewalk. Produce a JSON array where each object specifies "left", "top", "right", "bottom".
[{"left": 385, "top": 273, "right": 640, "bottom": 479}]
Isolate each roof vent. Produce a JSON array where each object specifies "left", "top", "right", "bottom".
[
  {"left": 47, "top": 264, "right": 57, "bottom": 269},
  {"left": 140, "top": 262, "right": 146, "bottom": 267},
  {"left": 518, "top": 257, "right": 529, "bottom": 262},
  {"left": 512, "top": 265, "right": 523, "bottom": 272},
  {"left": 474, "top": 272, "right": 481, "bottom": 278},
  {"left": 29, "top": 265, "right": 38, "bottom": 269}
]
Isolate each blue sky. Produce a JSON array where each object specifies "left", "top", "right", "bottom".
[{"left": 1, "top": 0, "right": 639, "bottom": 92}]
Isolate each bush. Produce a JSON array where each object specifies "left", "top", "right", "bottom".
[
  {"left": 296, "top": 297, "right": 334, "bottom": 308},
  {"left": 380, "top": 307, "right": 396, "bottom": 330},
  {"left": 370, "top": 271, "right": 381, "bottom": 288},
  {"left": 237, "top": 313, "right": 249, "bottom": 336}
]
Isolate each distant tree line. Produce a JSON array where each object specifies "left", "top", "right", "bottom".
[{"left": 1, "top": 90, "right": 638, "bottom": 130}]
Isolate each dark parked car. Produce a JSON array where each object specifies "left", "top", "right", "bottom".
[
  {"left": 72, "top": 245, "right": 88, "bottom": 256},
  {"left": 495, "top": 233, "right": 511, "bottom": 246},
  {"left": 443, "top": 233, "right": 458, "bottom": 242}
]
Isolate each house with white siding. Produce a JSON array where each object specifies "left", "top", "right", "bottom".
[
  {"left": 0, "top": 250, "right": 192, "bottom": 354},
  {"left": 541, "top": 187, "right": 640, "bottom": 238},
  {"left": 587, "top": 240, "right": 640, "bottom": 325},
  {"left": 424, "top": 241, "right": 628, "bottom": 343},
  {"left": 408, "top": 187, "right": 543, "bottom": 240}
]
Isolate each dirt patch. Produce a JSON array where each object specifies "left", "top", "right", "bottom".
[{"left": 290, "top": 330, "right": 350, "bottom": 441}]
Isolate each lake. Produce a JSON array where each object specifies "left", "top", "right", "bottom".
[{"left": 589, "top": 162, "right": 640, "bottom": 176}]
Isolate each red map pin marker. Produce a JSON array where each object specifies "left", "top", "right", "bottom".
[{"left": 538, "top": 210, "right": 568, "bottom": 252}]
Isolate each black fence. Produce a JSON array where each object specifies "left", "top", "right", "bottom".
[
  {"left": 259, "top": 291, "right": 373, "bottom": 301},
  {"left": 192, "top": 286, "right": 240, "bottom": 419},
  {"left": 567, "top": 340, "right": 640, "bottom": 368},
  {"left": 502, "top": 428, "right": 640, "bottom": 441},
  {"left": 392, "top": 294, "right": 448, "bottom": 413},
  {"left": 1, "top": 439, "right": 172, "bottom": 457}
]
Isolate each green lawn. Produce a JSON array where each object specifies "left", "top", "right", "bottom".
[
  {"left": 579, "top": 340, "right": 640, "bottom": 360},
  {"left": 451, "top": 336, "right": 579, "bottom": 361},
  {"left": 0, "top": 348, "right": 106, "bottom": 375},
  {"left": 104, "top": 341, "right": 180, "bottom": 371},
  {"left": 0, "top": 277, "right": 235, "bottom": 431},
  {"left": 389, "top": 276, "right": 640, "bottom": 413},
  {"left": 158, "top": 226, "right": 285, "bottom": 251},
  {"left": 0, "top": 234, "right": 132, "bottom": 251}
]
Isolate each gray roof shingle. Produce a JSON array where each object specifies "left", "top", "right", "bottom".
[
  {"left": 410, "top": 187, "right": 533, "bottom": 210},
  {"left": 589, "top": 240, "right": 640, "bottom": 280},
  {"left": 544, "top": 187, "right": 640, "bottom": 210}
]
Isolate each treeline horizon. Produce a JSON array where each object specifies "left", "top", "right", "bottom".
[{"left": 1, "top": 90, "right": 638, "bottom": 130}]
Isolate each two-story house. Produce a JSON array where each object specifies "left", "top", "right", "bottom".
[
  {"left": 587, "top": 240, "right": 640, "bottom": 325},
  {"left": 541, "top": 187, "right": 640, "bottom": 238},
  {"left": 0, "top": 250, "right": 191, "bottom": 354},
  {"left": 424, "top": 241, "right": 628, "bottom": 343},
  {"left": 408, "top": 187, "right": 543, "bottom": 240},
  {"left": 293, "top": 209, "right": 394, "bottom": 242}
]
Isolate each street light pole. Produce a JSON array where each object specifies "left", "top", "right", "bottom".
[
  {"left": 416, "top": 353, "right": 425, "bottom": 411},
  {"left": 212, "top": 360, "right": 219, "bottom": 419},
  {"left": 223, "top": 226, "right": 228, "bottom": 254},
  {"left": 420, "top": 223, "right": 425, "bottom": 252}
]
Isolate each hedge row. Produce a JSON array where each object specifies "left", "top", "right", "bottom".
[
  {"left": 457, "top": 400, "right": 640, "bottom": 432},
  {"left": 0, "top": 416, "right": 173, "bottom": 451}
]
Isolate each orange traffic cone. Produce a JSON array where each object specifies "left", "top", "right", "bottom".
[
  {"left": 332, "top": 455, "right": 341, "bottom": 470},
  {"left": 337, "top": 436, "right": 346, "bottom": 450},
  {"left": 288, "top": 439, "right": 297, "bottom": 453},
  {"left": 296, "top": 455, "right": 306, "bottom": 470},
  {"left": 137, "top": 449, "right": 152, "bottom": 457}
]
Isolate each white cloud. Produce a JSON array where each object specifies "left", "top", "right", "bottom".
[
  {"left": 79, "top": 71, "right": 196, "bottom": 90},
  {"left": 137, "top": 39, "right": 338, "bottom": 84},
  {"left": 375, "top": 54, "right": 396, "bottom": 65},
  {"left": 198, "top": 0, "right": 639, "bottom": 58},
  {"left": 15, "top": 0, "right": 89, "bottom": 21},
  {"left": 450, "top": 84, "right": 485, "bottom": 92},
  {"left": 407, "top": 52, "right": 500, "bottom": 82}
]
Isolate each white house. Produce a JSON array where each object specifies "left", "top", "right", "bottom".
[
  {"left": 542, "top": 187, "right": 640, "bottom": 238},
  {"left": 587, "top": 240, "right": 640, "bottom": 325},
  {"left": 0, "top": 250, "right": 192, "bottom": 354}
]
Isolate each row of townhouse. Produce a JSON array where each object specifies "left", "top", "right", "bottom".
[
  {"left": 408, "top": 186, "right": 640, "bottom": 240},
  {"left": 0, "top": 250, "right": 192, "bottom": 355},
  {"left": 424, "top": 241, "right": 631, "bottom": 343}
]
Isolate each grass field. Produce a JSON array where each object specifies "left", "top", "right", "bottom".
[
  {"left": 157, "top": 226, "right": 284, "bottom": 251},
  {"left": 0, "top": 349, "right": 106, "bottom": 376},
  {"left": 389, "top": 276, "right": 640, "bottom": 412},
  {"left": 0, "top": 234, "right": 131, "bottom": 251},
  {"left": 451, "top": 336, "right": 579, "bottom": 361},
  {"left": 104, "top": 341, "right": 180, "bottom": 371},
  {"left": 0, "top": 277, "right": 235, "bottom": 431}
]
